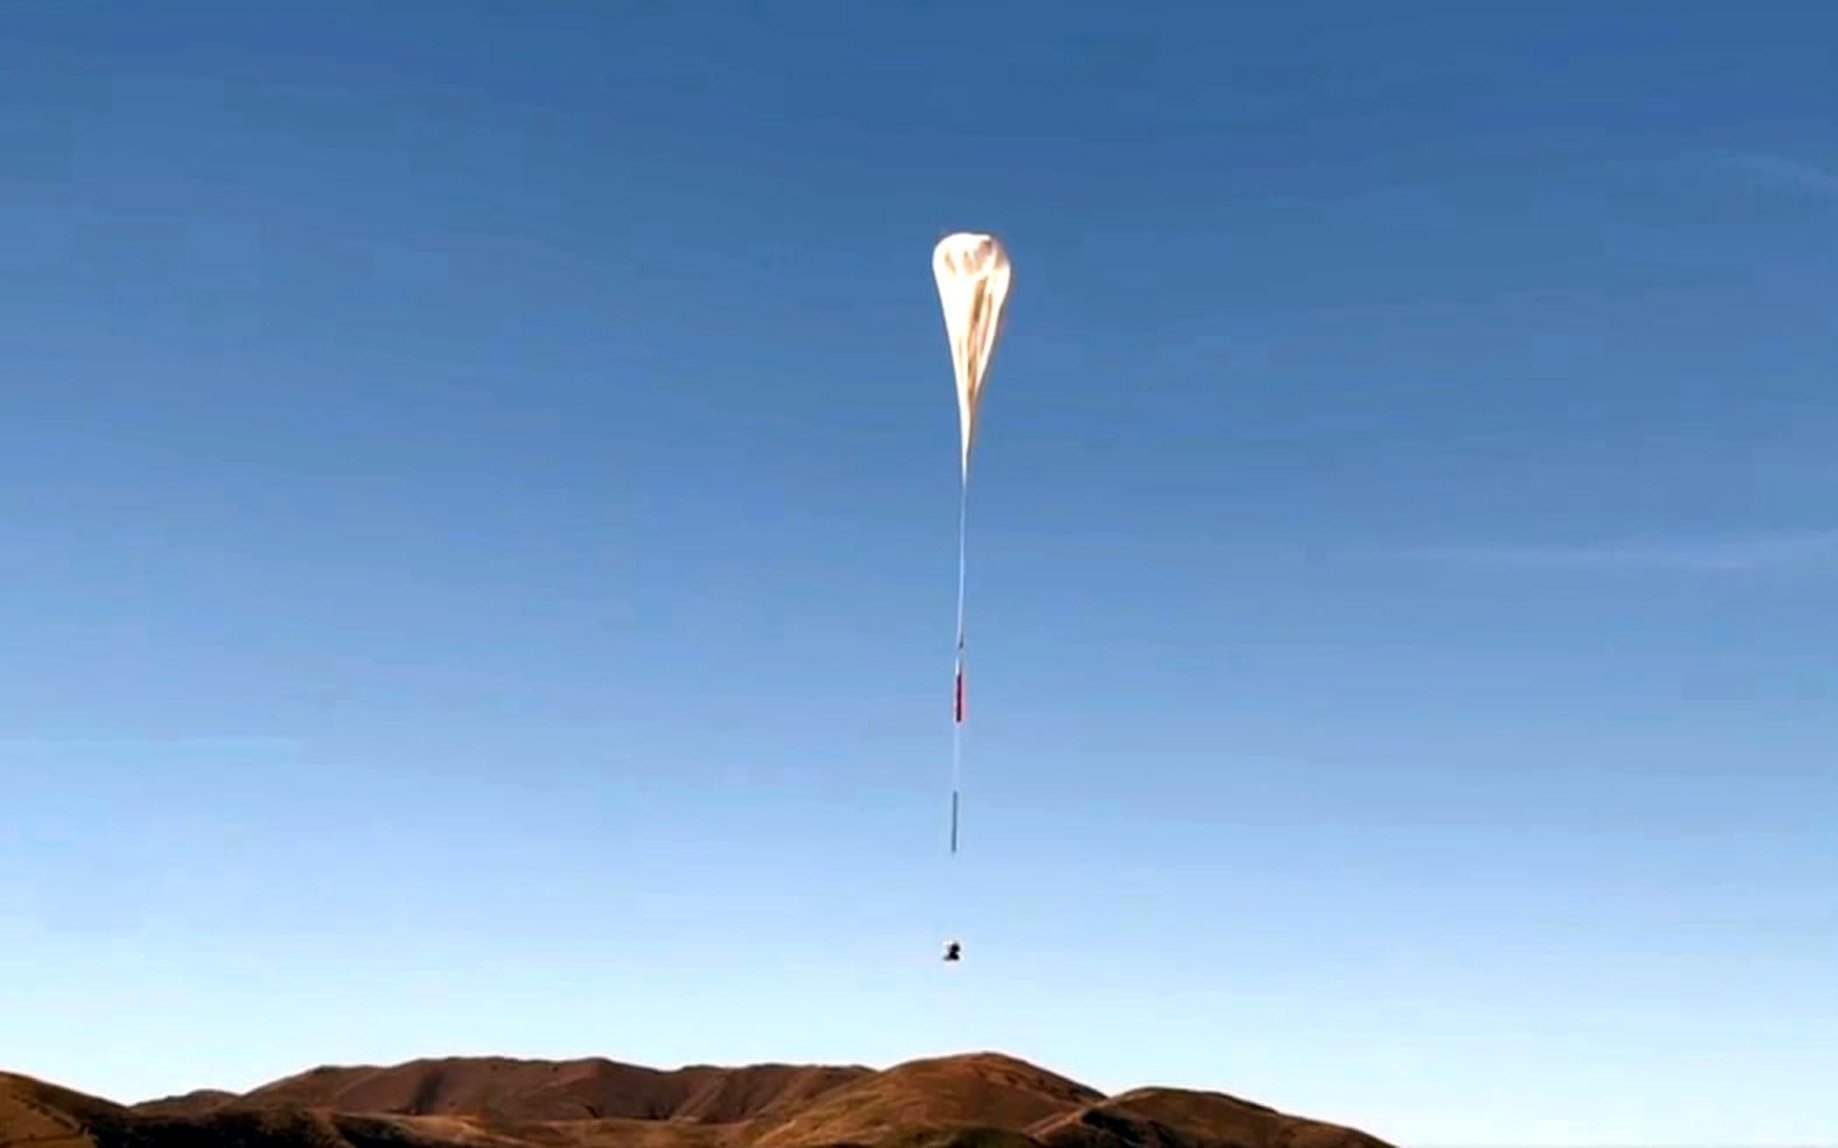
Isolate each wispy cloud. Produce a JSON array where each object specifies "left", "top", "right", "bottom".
[
  {"left": 1716, "top": 151, "right": 1838, "bottom": 198},
  {"left": 1401, "top": 528, "right": 1838, "bottom": 572}
]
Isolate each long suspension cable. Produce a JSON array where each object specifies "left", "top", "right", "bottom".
[{"left": 950, "top": 473, "right": 968, "bottom": 855}]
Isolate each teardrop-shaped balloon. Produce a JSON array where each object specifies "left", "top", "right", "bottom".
[{"left": 932, "top": 232, "right": 1013, "bottom": 483}]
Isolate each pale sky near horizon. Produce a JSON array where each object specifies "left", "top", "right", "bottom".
[{"left": 2, "top": 3, "right": 1835, "bottom": 1146}]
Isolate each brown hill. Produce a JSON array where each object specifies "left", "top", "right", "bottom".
[
  {"left": 237, "top": 1056, "right": 872, "bottom": 1124},
  {"left": 1, "top": 1071, "right": 124, "bottom": 1148},
  {"left": 1, "top": 1053, "right": 1395, "bottom": 1148},
  {"left": 750, "top": 1052, "right": 1104, "bottom": 1148},
  {"left": 1033, "top": 1088, "right": 1382, "bottom": 1148},
  {"left": 129, "top": 1089, "right": 238, "bottom": 1118}
]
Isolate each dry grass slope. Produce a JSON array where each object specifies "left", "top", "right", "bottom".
[
  {"left": 1033, "top": 1088, "right": 1391, "bottom": 1148},
  {"left": 238, "top": 1059, "right": 875, "bottom": 1125},
  {"left": 0, "top": 1052, "right": 1395, "bottom": 1148},
  {"left": 2, "top": 1071, "right": 125, "bottom": 1148},
  {"left": 129, "top": 1090, "right": 238, "bottom": 1118},
  {"left": 748, "top": 1053, "right": 1105, "bottom": 1148}
]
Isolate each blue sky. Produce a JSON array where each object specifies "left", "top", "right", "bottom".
[{"left": 2, "top": 2, "right": 1835, "bottom": 1144}]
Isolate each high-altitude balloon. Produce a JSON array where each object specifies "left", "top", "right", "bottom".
[
  {"left": 931, "top": 232, "right": 1012, "bottom": 867},
  {"left": 932, "top": 233, "right": 1013, "bottom": 483}
]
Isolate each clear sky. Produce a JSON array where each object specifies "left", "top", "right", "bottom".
[{"left": 2, "top": 3, "right": 1834, "bottom": 1145}]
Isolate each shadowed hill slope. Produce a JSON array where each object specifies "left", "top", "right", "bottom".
[
  {"left": 749, "top": 1053, "right": 1105, "bottom": 1148},
  {"left": 2, "top": 1052, "right": 1395, "bottom": 1148},
  {"left": 236, "top": 1057, "right": 873, "bottom": 1123},
  {"left": 128, "top": 1089, "right": 239, "bottom": 1118},
  {"left": 1, "top": 1071, "right": 125, "bottom": 1148},
  {"left": 1033, "top": 1087, "right": 1382, "bottom": 1148}
]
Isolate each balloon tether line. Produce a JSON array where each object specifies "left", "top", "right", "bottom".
[{"left": 951, "top": 468, "right": 968, "bottom": 856}]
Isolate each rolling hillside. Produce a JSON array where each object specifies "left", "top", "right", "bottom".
[{"left": 1, "top": 1052, "right": 1394, "bottom": 1148}]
